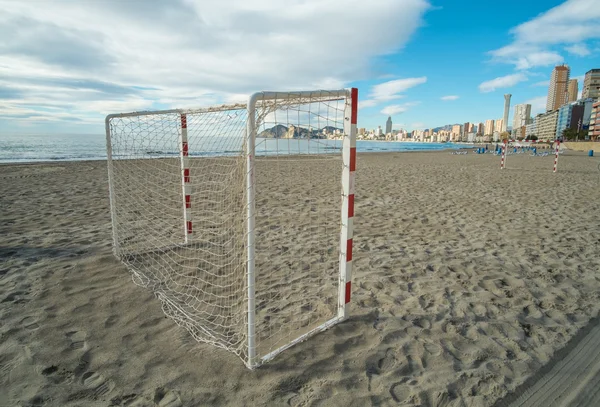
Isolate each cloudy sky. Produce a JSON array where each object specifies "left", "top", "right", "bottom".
[{"left": 0, "top": 0, "right": 599, "bottom": 133}]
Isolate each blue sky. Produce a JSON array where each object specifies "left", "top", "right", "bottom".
[{"left": 0, "top": 0, "right": 599, "bottom": 134}]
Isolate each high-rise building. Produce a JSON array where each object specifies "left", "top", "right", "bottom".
[
  {"left": 451, "top": 124, "right": 461, "bottom": 140},
  {"left": 567, "top": 79, "right": 578, "bottom": 103},
  {"left": 513, "top": 104, "right": 532, "bottom": 131},
  {"left": 536, "top": 110, "right": 559, "bottom": 140},
  {"left": 494, "top": 119, "right": 504, "bottom": 133},
  {"left": 503, "top": 94, "right": 511, "bottom": 132},
  {"left": 556, "top": 102, "right": 584, "bottom": 139},
  {"left": 484, "top": 120, "right": 495, "bottom": 135},
  {"left": 385, "top": 116, "right": 392, "bottom": 134},
  {"left": 526, "top": 121, "right": 537, "bottom": 138},
  {"left": 582, "top": 69, "right": 600, "bottom": 99},
  {"left": 547, "top": 65, "right": 570, "bottom": 112},
  {"left": 463, "top": 122, "right": 470, "bottom": 137},
  {"left": 589, "top": 100, "right": 600, "bottom": 141},
  {"left": 477, "top": 122, "right": 485, "bottom": 135}
]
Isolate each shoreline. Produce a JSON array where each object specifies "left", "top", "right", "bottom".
[{"left": 0, "top": 145, "right": 476, "bottom": 166}]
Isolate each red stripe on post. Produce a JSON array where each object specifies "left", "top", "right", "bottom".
[
  {"left": 351, "top": 88, "right": 358, "bottom": 125},
  {"left": 184, "top": 168, "right": 190, "bottom": 183},
  {"left": 346, "top": 239, "right": 353, "bottom": 261},
  {"left": 187, "top": 221, "right": 192, "bottom": 234},
  {"left": 181, "top": 114, "right": 187, "bottom": 129},
  {"left": 348, "top": 194, "right": 354, "bottom": 217},
  {"left": 182, "top": 141, "right": 189, "bottom": 156},
  {"left": 345, "top": 281, "right": 352, "bottom": 304},
  {"left": 185, "top": 195, "right": 191, "bottom": 208},
  {"left": 349, "top": 147, "right": 356, "bottom": 172}
]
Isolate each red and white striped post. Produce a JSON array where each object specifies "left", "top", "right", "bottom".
[
  {"left": 339, "top": 88, "right": 357, "bottom": 319},
  {"left": 179, "top": 113, "right": 192, "bottom": 243},
  {"left": 500, "top": 139, "right": 507, "bottom": 169},
  {"left": 553, "top": 140, "right": 560, "bottom": 173}
]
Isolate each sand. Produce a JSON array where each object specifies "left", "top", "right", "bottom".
[{"left": 2, "top": 149, "right": 600, "bottom": 406}]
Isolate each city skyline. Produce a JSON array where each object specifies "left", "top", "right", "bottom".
[{"left": 0, "top": 0, "right": 599, "bottom": 134}]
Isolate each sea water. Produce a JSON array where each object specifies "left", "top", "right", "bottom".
[{"left": 0, "top": 133, "right": 469, "bottom": 163}]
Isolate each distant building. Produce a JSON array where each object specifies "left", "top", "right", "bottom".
[
  {"left": 512, "top": 104, "right": 532, "bottom": 133},
  {"left": 358, "top": 128, "right": 366, "bottom": 136},
  {"left": 484, "top": 119, "right": 495, "bottom": 135},
  {"left": 463, "top": 122, "right": 470, "bottom": 138},
  {"left": 567, "top": 79, "right": 578, "bottom": 103},
  {"left": 581, "top": 98, "right": 596, "bottom": 128},
  {"left": 556, "top": 102, "right": 584, "bottom": 139},
  {"left": 385, "top": 116, "right": 392, "bottom": 134},
  {"left": 477, "top": 122, "right": 485, "bottom": 135},
  {"left": 376, "top": 126, "right": 383, "bottom": 136},
  {"left": 536, "top": 110, "right": 559, "bottom": 141},
  {"left": 494, "top": 119, "right": 504, "bottom": 133},
  {"left": 589, "top": 100, "right": 600, "bottom": 141},
  {"left": 503, "top": 94, "right": 511, "bottom": 132},
  {"left": 525, "top": 121, "right": 537, "bottom": 138},
  {"left": 547, "top": 65, "right": 570, "bottom": 112},
  {"left": 582, "top": 69, "right": 600, "bottom": 99},
  {"left": 451, "top": 124, "right": 461, "bottom": 141}
]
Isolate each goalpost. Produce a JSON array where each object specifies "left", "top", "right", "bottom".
[
  {"left": 500, "top": 139, "right": 561, "bottom": 172},
  {"left": 105, "top": 88, "right": 358, "bottom": 369}
]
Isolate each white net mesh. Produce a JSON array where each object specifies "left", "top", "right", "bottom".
[
  {"left": 106, "top": 90, "right": 349, "bottom": 367},
  {"left": 250, "top": 92, "right": 346, "bottom": 363}
]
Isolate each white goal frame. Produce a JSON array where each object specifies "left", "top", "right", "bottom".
[{"left": 105, "top": 88, "right": 358, "bottom": 369}]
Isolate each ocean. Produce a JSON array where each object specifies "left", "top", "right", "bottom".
[{"left": 0, "top": 133, "right": 470, "bottom": 163}]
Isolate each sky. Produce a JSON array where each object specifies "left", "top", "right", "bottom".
[{"left": 0, "top": 0, "right": 599, "bottom": 134}]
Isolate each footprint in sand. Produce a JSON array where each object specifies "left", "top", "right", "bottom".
[
  {"left": 104, "top": 314, "right": 119, "bottom": 328},
  {"left": 154, "top": 388, "right": 183, "bottom": 407},
  {"left": 0, "top": 351, "right": 21, "bottom": 375},
  {"left": 81, "top": 371, "right": 115, "bottom": 397},
  {"left": 390, "top": 380, "right": 420, "bottom": 405},
  {"left": 21, "top": 316, "right": 40, "bottom": 330},
  {"left": 67, "top": 330, "right": 87, "bottom": 351},
  {"left": 109, "top": 393, "right": 153, "bottom": 407}
]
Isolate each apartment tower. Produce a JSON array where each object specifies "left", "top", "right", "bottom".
[
  {"left": 567, "top": 79, "right": 578, "bottom": 103},
  {"left": 385, "top": 116, "right": 392, "bottom": 134},
  {"left": 513, "top": 104, "right": 532, "bottom": 131},
  {"left": 502, "top": 94, "right": 511, "bottom": 132},
  {"left": 546, "top": 65, "right": 570, "bottom": 112},
  {"left": 582, "top": 69, "right": 600, "bottom": 99}
]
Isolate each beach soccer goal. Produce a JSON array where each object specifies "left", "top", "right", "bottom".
[
  {"left": 105, "top": 88, "right": 357, "bottom": 369},
  {"left": 500, "top": 139, "right": 561, "bottom": 172}
]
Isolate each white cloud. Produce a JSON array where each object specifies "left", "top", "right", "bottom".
[
  {"left": 0, "top": 0, "right": 431, "bottom": 127},
  {"left": 380, "top": 101, "right": 420, "bottom": 116},
  {"left": 440, "top": 95, "right": 459, "bottom": 101},
  {"left": 381, "top": 104, "right": 408, "bottom": 115},
  {"left": 359, "top": 99, "right": 378, "bottom": 108},
  {"left": 479, "top": 73, "right": 528, "bottom": 93},
  {"left": 532, "top": 80, "right": 549, "bottom": 87},
  {"left": 488, "top": 0, "right": 600, "bottom": 69},
  {"left": 525, "top": 96, "right": 547, "bottom": 114},
  {"left": 370, "top": 77, "right": 427, "bottom": 101},
  {"left": 565, "top": 43, "right": 591, "bottom": 56}
]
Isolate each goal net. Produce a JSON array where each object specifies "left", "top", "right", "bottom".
[{"left": 105, "top": 88, "right": 357, "bottom": 368}]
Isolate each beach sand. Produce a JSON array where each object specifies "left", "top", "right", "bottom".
[{"left": 2, "top": 149, "right": 600, "bottom": 406}]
